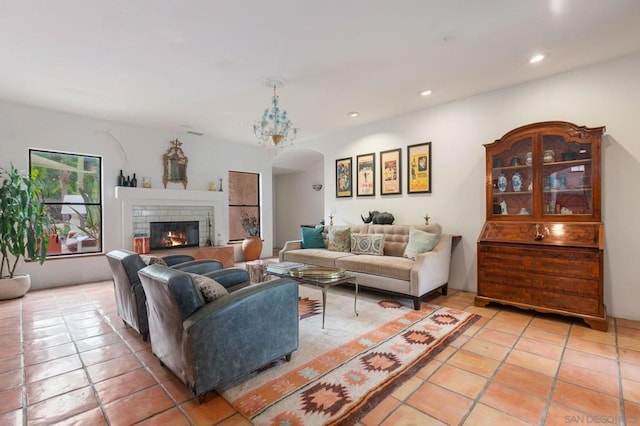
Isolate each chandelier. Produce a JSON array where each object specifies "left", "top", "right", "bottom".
[{"left": 253, "top": 78, "right": 298, "bottom": 151}]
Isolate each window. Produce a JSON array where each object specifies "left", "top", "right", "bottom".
[
  {"left": 228, "top": 171, "right": 260, "bottom": 241},
  {"left": 29, "top": 149, "right": 102, "bottom": 256}
]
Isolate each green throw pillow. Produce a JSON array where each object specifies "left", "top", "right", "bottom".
[
  {"left": 301, "top": 226, "right": 325, "bottom": 249},
  {"left": 327, "top": 227, "right": 351, "bottom": 252},
  {"left": 403, "top": 227, "right": 439, "bottom": 260}
]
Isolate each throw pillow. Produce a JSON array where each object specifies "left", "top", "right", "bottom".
[
  {"left": 327, "top": 227, "right": 351, "bottom": 252},
  {"left": 351, "top": 233, "right": 385, "bottom": 256},
  {"left": 403, "top": 227, "right": 439, "bottom": 260},
  {"left": 188, "top": 273, "right": 228, "bottom": 303},
  {"left": 301, "top": 226, "right": 325, "bottom": 249},
  {"left": 140, "top": 255, "right": 168, "bottom": 267}
]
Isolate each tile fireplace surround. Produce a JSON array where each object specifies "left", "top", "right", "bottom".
[{"left": 114, "top": 187, "right": 226, "bottom": 251}]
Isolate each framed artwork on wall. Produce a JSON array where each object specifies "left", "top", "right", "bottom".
[
  {"left": 380, "top": 148, "right": 401, "bottom": 195},
  {"left": 407, "top": 142, "right": 432, "bottom": 193},
  {"left": 335, "top": 157, "right": 353, "bottom": 198},
  {"left": 356, "top": 153, "right": 375, "bottom": 196}
]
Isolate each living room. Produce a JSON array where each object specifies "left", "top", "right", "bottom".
[{"left": 2, "top": 1, "right": 640, "bottom": 424}]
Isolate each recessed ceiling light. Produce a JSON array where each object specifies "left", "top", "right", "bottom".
[
  {"left": 348, "top": 112, "right": 359, "bottom": 118},
  {"left": 419, "top": 89, "right": 432, "bottom": 97},
  {"left": 529, "top": 54, "right": 545, "bottom": 64}
]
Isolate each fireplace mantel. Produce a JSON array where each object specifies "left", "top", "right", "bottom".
[
  {"left": 115, "top": 187, "right": 227, "bottom": 250},
  {"left": 114, "top": 187, "right": 226, "bottom": 203}
]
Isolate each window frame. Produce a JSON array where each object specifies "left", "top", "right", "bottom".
[
  {"left": 29, "top": 148, "right": 103, "bottom": 257},
  {"left": 228, "top": 171, "right": 261, "bottom": 242}
]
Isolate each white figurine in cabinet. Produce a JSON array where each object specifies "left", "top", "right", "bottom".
[{"left": 500, "top": 200, "right": 508, "bottom": 214}]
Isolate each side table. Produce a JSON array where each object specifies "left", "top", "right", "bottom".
[{"left": 245, "top": 260, "right": 273, "bottom": 283}]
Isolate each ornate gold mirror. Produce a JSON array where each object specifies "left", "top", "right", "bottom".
[{"left": 162, "top": 139, "right": 188, "bottom": 189}]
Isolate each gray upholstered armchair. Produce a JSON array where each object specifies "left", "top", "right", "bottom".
[
  {"left": 137, "top": 264, "right": 299, "bottom": 402},
  {"left": 106, "top": 249, "right": 236, "bottom": 340}
]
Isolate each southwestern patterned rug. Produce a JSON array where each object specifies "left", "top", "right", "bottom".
[{"left": 219, "top": 285, "right": 478, "bottom": 425}]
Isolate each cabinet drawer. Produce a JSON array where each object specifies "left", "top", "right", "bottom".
[
  {"left": 478, "top": 244, "right": 600, "bottom": 279},
  {"left": 477, "top": 282, "right": 534, "bottom": 305},
  {"left": 478, "top": 249, "right": 532, "bottom": 271},
  {"left": 530, "top": 275, "right": 599, "bottom": 296},
  {"left": 532, "top": 290, "right": 601, "bottom": 316},
  {"left": 479, "top": 266, "right": 599, "bottom": 297},
  {"left": 478, "top": 268, "right": 532, "bottom": 287}
]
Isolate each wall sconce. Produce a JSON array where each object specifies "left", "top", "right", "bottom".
[{"left": 312, "top": 184, "right": 323, "bottom": 191}]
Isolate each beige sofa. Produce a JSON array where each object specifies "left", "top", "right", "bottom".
[{"left": 279, "top": 224, "right": 452, "bottom": 309}]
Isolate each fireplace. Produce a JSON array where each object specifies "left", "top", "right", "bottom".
[{"left": 150, "top": 221, "right": 200, "bottom": 250}]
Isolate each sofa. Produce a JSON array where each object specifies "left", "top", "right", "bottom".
[
  {"left": 106, "top": 249, "right": 248, "bottom": 340},
  {"left": 138, "top": 264, "right": 299, "bottom": 401},
  {"left": 279, "top": 224, "right": 452, "bottom": 309}
]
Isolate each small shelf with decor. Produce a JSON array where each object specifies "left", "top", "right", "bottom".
[{"left": 477, "top": 121, "right": 607, "bottom": 331}]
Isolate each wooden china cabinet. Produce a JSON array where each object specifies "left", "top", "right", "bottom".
[{"left": 476, "top": 121, "right": 607, "bottom": 331}]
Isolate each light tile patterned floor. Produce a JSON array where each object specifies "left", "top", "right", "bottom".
[{"left": 1, "top": 277, "right": 639, "bottom": 425}]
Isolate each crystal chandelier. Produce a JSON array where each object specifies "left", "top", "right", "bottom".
[{"left": 253, "top": 78, "right": 298, "bottom": 151}]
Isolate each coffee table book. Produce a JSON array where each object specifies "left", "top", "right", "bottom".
[{"left": 266, "top": 262, "right": 305, "bottom": 274}]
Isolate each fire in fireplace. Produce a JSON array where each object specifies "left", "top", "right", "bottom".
[{"left": 150, "top": 221, "right": 199, "bottom": 250}]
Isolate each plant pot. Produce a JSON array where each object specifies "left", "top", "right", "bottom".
[
  {"left": 241, "top": 236, "right": 263, "bottom": 261},
  {"left": 47, "top": 234, "right": 62, "bottom": 254},
  {"left": 0, "top": 274, "right": 31, "bottom": 300}
]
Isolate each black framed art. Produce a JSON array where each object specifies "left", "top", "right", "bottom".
[
  {"left": 407, "top": 142, "right": 431, "bottom": 193},
  {"left": 356, "top": 153, "right": 375, "bottom": 196},
  {"left": 335, "top": 157, "right": 353, "bottom": 198},
  {"left": 380, "top": 148, "right": 401, "bottom": 195}
]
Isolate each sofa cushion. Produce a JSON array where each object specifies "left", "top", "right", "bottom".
[
  {"left": 403, "top": 227, "right": 440, "bottom": 260},
  {"left": 188, "top": 273, "right": 228, "bottom": 303},
  {"left": 322, "top": 225, "right": 367, "bottom": 248},
  {"left": 351, "top": 233, "right": 385, "bottom": 256},
  {"left": 301, "top": 226, "right": 325, "bottom": 249},
  {"left": 327, "top": 227, "right": 351, "bottom": 252},
  {"left": 335, "top": 254, "right": 414, "bottom": 281},
  {"left": 283, "top": 248, "right": 353, "bottom": 268},
  {"left": 366, "top": 223, "right": 442, "bottom": 257}
]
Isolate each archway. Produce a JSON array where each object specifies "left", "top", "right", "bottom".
[{"left": 272, "top": 147, "right": 325, "bottom": 249}]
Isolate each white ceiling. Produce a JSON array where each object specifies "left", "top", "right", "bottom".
[{"left": 2, "top": 1, "right": 640, "bottom": 172}]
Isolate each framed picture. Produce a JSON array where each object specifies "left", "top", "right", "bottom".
[
  {"left": 380, "top": 148, "right": 401, "bottom": 195},
  {"left": 356, "top": 153, "right": 375, "bottom": 196},
  {"left": 335, "top": 157, "right": 353, "bottom": 198},
  {"left": 407, "top": 142, "right": 432, "bottom": 193}
]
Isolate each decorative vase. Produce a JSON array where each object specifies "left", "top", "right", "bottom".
[
  {"left": 511, "top": 172, "right": 523, "bottom": 192},
  {"left": 525, "top": 152, "right": 533, "bottom": 165},
  {"left": 558, "top": 174, "right": 568, "bottom": 190},
  {"left": 497, "top": 173, "right": 507, "bottom": 192},
  {"left": 0, "top": 274, "right": 31, "bottom": 300},
  {"left": 241, "top": 236, "right": 263, "bottom": 261},
  {"left": 543, "top": 150, "right": 555, "bottom": 163}
]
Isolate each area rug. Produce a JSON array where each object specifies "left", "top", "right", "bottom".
[{"left": 219, "top": 285, "right": 478, "bottom": 425}]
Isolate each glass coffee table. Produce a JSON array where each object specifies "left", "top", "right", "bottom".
[{"left": 267, "top": 265, "right": 358, "bottom": 328}]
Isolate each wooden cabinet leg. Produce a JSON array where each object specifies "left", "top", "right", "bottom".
[
  {"left": 474, "top": 297, "right": 489, "bottom": 308},
  {"left": 584, "top": 318, "right": 608, "bottom": 332}
]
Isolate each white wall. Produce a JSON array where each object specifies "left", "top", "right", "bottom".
[
  {"left": 0, "top": 102, "right": 274, "bottom": 290},
  {"left": 3, "top": 52, "right": 639, "bottom": 319},
  {"left": 274, "top": 160, "right": 324, "bottom": 247},
  {"left": 299, "top": 52, "right": 640, "bottom": 320}
]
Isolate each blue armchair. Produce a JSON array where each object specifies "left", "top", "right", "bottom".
[
  {"left": 106, "top": 249, "right": 241, "bottom": 340},
  {"left": 137, "top": 264, "right": 299, "bottom": 402}
]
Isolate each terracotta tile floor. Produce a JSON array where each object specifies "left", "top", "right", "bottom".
[{"left": 1, "top": 279, "right": 639, "bottom": 425}]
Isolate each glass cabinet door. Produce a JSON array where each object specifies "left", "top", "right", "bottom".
[
  {"left": 541, "top": 135, "right": 593, "bottom": 217},
  {"left": 490, "top": 137, "right": 533, "bottom": 217}
]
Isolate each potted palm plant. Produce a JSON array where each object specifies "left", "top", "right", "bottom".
[
  {"left": 0, "top": 164, "right": 52, "bottom": 299},
  {"left": 240, "top": 209, "right": 262, "bottom": 261}
]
